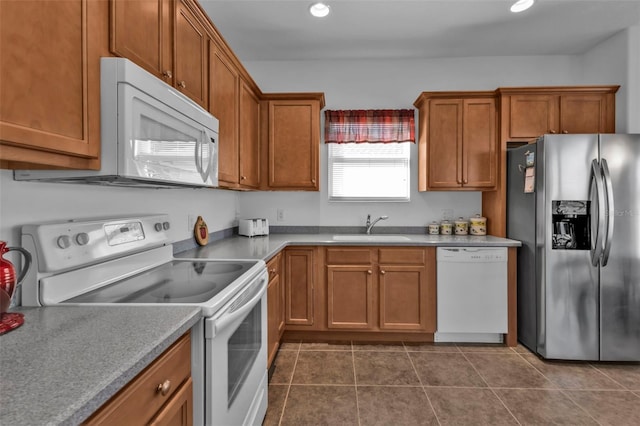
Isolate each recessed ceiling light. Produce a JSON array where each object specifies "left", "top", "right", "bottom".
[
  {"left": 309, "top": 2, "right": 330, "bottom": 18},
  {"left": 510, "top": 0, "right": 534, "bottom": 13}
]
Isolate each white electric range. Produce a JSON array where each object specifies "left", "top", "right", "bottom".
[{"left": 20, "top": 214, "right": 268, "bottom": 426}]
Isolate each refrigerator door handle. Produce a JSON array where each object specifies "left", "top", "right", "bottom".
[
  {"left": 601, "top": 158, "right": 615, "bottom": 266},
  {"left": 589, "top": 159, "right": 606, "bottom": 267}
]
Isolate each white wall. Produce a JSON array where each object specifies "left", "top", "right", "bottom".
[
  {"left": 580, "top": 26, "right": 640, "bottom": 133},
  {"left": 0, "top": 170, "right": 239, "bottom": 247},
  {"left": 238, "top": 55, "right": 583, "bottom": 227}
]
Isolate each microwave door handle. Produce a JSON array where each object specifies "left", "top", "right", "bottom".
[
  {"left": 200, "top": 133, "right": 213, "bottom": 182},
  {"left": 601, "top": 158, "right": 614, "bottom": 266},
  {"left": 194, "top": 138, "right": 202, "bottom": 175}
]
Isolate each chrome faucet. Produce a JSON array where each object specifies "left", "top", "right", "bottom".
[{"left": 365, "top": 214, "right": 389, "bottom": 234}]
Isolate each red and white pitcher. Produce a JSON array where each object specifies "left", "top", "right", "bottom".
[{"left": 0, "top": 241, "right": 31, "bottom": 314}]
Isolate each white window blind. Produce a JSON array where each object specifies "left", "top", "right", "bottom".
[{"left": 328, "top": 142, "right": 410, "bottom": 202}]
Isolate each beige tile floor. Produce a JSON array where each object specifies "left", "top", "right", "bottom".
[{"left": 263, "top": 341, "right": 640, "bottom": 426}]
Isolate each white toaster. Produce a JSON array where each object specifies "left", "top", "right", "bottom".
[{"left": 238, "top": 218, "right": 269, "bottom": 237}]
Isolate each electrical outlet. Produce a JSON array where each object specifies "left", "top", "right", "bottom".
[
  {"left": 276, "top": 209, "right": 285, "bottom": 222},
  {"left": 441, "top": 209, "right": 454, "bottom": 220}
]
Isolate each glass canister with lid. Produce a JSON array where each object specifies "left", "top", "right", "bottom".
[{"left": 469, "top": 214, "right": 487, "bottom": 235}]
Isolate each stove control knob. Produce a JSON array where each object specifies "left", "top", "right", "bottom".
[
  {"left": 154, "top": 222, "right": 163, "bottom": 232},
  {"left": 75, "top": 232, "right": 90, "bottom": 246},
  {"left": 162, "top": 221, "right": 170, "bottom": 231},
  {"left": 56, "top": 235, "right": 71, "bottom": 249}
]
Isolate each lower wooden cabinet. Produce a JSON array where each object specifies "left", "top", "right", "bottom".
[
  {"left": 325, "top": 247, "right": 436, "bottom": 333},
  {"left": 84, "top": 333, "right": 192, "bottom": 425},
  {"left": 267, "top": 252, "right": 284, "bottom": 367},
  {"left": 284, "top": 247, "right": 317, "bottom": 327}
]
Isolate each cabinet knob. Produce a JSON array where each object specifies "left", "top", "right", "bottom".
[
  {"left": 463, "top": 179, "right": 468, "bottom": 184},
  {"left": 549, "top": 130, "right": 557, "bottom": 134},
  {"left": 311, "top": 179, "right": 316, "bottom": 184},
  {"left": 380, "top": 270, "right": 386, "bottom": 275},
  {"left": 562, "top": 130, "right": 569, "bottom": 134},
  {"left": 270, "top": 268, "right": 276, "bottom": 274},
  {"left": 241, "top": 176, "right": 247, "bottom": 180},
  {"left": 178, "top": 80, "right": 187, "bottom": 88},
  {"left": 162, "top": 70, "right": 173, "bottom": 79},
  {"left": 367, "top": 270, "right": 372, "bottom": 275},
  {"left": 156, "top": 379, "right": 171, "bottom": 396}
]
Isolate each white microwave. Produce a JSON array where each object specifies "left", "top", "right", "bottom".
[{"left": 15, "top": 57, "right": 219, "bottom": 188}]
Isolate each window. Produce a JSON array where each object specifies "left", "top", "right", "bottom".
[
  {"left": 325, "top": 109, "right": 414, "bottom": 202},
  {"left": 328, "top": 143, "right": 411, "bottom": 201}
]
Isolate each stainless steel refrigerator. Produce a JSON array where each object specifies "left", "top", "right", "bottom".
[{"left": 507, "top": 134, "right": 640, "bottom": 361}]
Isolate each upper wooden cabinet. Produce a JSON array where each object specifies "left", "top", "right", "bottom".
[
  {"left": 499, "top": 86, "right": 618, "bottom": 141},
  {"left": 111, "top": 0, "right": 208, "bottom": 108},
  {"left": 414, "top": 92, "right": 497, "bottom": 191},
  {"left": 261, "top": 94, "right": 325, "bottom": 191},
  {"left": 0, "top": 0, "right": 107, "bottom": 169},
  {"left": 210, "top": 41, "right": 261, "bottom": 190}
]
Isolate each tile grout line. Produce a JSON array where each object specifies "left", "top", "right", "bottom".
[
  {"left": 404, "top": 341, "right": 443, "bottom": 426},
  {"left": 277, "top": 342, "right": 301, "bottom": 426},
  {"left": 351, "top": 341, "right": 362, "bottom": 426},
  {"left": 459, "top": 349, "right": 523, "bottom": 425},
  {"left": 587, "top": 361, "right": 633, "bottom": 390},
  {"left": 514, "top": 348, "right": 603, "bottom": 425}
]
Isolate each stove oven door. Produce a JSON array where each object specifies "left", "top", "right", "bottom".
[{"left": 204, "top": 271, "right": 268, "bottom": 426}]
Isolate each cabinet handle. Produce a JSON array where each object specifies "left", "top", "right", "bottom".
[
  {"left": 549, "top": 130, "right": 556, "bottom": 134},
  {"left": 162, "top": 70, "right": 173, "bottom": 79},
  {"left": 241, "top": 176, "right": 247, "bottom": 180},
  {"left": 311, "top": 179, "right": 316, "bottom": 184},
  {"left": 367, "top": 270, "right": 372, "bottom": 275},
  {"left": 562, "top": 130, "right": 569, "bottom": 134},
  {"left": 380, "top": 270, "right": 386, "bottom": 275},
  {"left": 156, "top": 379, "right": 171, "bottom": 396},
  {"left": 178, "top": 80, "right": 186, "bottom": 88},
  {"left": 463, "top": 179, "right": 468, "bottom": 184},
  {"left": 270, "top": 268, "right": 276, "bottom": 274}
]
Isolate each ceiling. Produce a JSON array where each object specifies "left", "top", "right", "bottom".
[{"left": 198, "top": 0, "right": 640, "bottom": 61}]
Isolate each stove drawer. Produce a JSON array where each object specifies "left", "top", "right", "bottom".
[{"left": 84, "top": 333, "right": 191, "bottom": 425}]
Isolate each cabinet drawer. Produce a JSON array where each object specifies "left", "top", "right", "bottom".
[
  {"left": 267, "top": 253, "right": 281, "bottom": 281},
  {"left": 85, "top": 333, "right": 191, "bottom": 425},
  {"left": 379, "top": 248, "right": 425, "bottom": 265},
  {"left": 326, "top": 248, "right": 373, "bottom": 265}
]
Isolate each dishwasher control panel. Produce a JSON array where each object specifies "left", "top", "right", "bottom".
[{"left": 437, "top": 247, "right": 508, "bottom": 262}]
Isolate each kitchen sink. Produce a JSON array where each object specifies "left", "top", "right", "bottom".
[{"left": 332, "top": 235, "right": 412, "bottom": 242}]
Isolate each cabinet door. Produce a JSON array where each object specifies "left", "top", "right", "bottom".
[
  {"left": 509, "top": 95, "right": 558, "bottom": 138},
  {"left": 110, "top": 0, "right": 172, "bottom": 83},
  {"left": 327, "top": 266, "right": 375, "bottom": 329},
  {"left": 427, "top": 99, "right": 463, "bottom": 189},
  {"left": 149, "top": 378, "right": 193, "bottom": 426},
  {"left": 0, "top": 0, "right": 103, "bottom": 168},
  {"left": 560, "top": 95, "right": 609, "bottom": 134},
  {"left": 174, "top": 0, "right": 208, "bottom": 108},
  {"left": 463, "top": 98, "right": 497, "bottom": 189},
  {"left": 239, "top": 82, "right": 261, "bottom": 189},
  {"left": 267, "top": 100, "right": 319, "bottom": 189},
  {"left": 284, "top": 248, "right": 315, "bottom": 326},
  {"left": 379, "top": 265, "right": 431, "bottom": 331},
  {"left": 209, "top": 44, "right": 239, "bottom": 186},
  {"left": 267, "top": 275, "right": 280, "bottom": 366}
]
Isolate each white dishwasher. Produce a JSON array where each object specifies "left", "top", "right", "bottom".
[{"left": 435, "top": 247, "right": 508, "bottom": 343}]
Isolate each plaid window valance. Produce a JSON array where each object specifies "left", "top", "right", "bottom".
[{"left": 324, "top": 109, "right": 415, "bottom": 144}]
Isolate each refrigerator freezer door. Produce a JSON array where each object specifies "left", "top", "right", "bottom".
[
  {"left": 598, "top": 134, "right": 640, "bottom": 361},
  {"left": 539, "top": 135, "right": 600, "bottom": 360}
]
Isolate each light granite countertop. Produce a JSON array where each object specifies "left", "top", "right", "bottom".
[
  {"left": 176, "top": 233, "right": 522, "bottom": 262},
  {"left": 0, "top": 306, "right": 201, "bottom": 426}
]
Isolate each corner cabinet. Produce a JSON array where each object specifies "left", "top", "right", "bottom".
[
  {"left": 261, "top": 94, "right": 325, "bottom": 191},
  {"left": 414, "top": 92, "right": 498, "bottom": 191},
  {"left": 0, "top": 0, "right": 108, "bottom": 169},
  {"left": 84, "top": 333, "right": 192, "bottom": 425}
]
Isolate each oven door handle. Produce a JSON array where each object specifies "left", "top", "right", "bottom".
[{"left": 212, "top": 277, "right": 267, "bottom": 335}]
